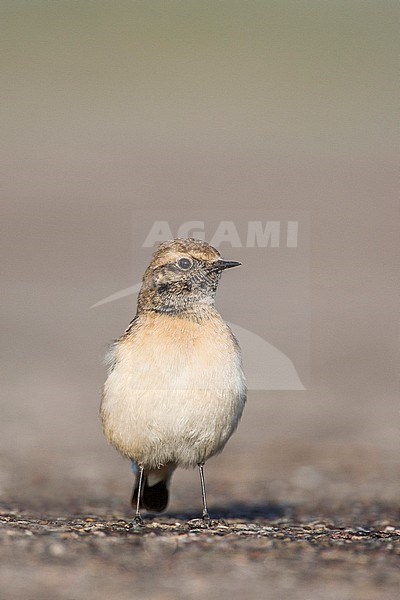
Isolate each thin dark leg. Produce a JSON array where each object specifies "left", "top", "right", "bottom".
[
  {"left": 133, "top": 465, "right": 144, "bottom": 525},
  {"left": 198, "top": 463, "right": 210, "bottom": 521}
]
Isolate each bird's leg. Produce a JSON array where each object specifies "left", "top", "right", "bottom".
[
  {"left": 198, "top": 463, "right": 210, "bottom": 522},
  {"left": 131, "top": 465, "right": 144, "bottom": 527}
]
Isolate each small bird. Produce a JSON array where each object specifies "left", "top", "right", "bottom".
[{"left": 100, "top": 238, "right": 246, "bottom": 525}]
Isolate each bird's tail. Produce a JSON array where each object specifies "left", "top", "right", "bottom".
[{"left": 131, "top": 464, "right": 176, "bottom": 512}]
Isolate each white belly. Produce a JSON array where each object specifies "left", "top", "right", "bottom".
[{"left": 100, "top": 313, "right": 246, "bottom": 468}]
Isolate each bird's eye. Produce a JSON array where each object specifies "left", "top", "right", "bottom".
[{"left": 177, "top": 257, "right": 193, "bottom": 270}]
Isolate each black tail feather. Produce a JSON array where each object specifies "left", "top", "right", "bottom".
[{"left": 131, "top": 472, "right": 169, "bottom": 512}]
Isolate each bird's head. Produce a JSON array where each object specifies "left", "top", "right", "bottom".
[{"left": 137, "top": 238, "right": 241, "bottom": 316}]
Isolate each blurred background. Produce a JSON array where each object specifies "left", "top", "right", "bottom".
[{"left": 1, "top": 0, "right": 398, "bottom": 525}]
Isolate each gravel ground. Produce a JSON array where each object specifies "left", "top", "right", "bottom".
[{"left": 1, "top": 491, "right": 399, "bottom": 600}]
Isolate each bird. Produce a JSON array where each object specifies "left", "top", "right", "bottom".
[{"left": 100, "top": 238, "right": 246, "bottom": 525}]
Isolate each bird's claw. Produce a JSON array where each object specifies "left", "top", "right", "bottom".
[{"left": 129, "top": 515, "right": 144, "bottom": 529}]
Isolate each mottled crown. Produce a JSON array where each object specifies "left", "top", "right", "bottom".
[{"left": 149, "top": 238, "right": 221, "bottom": 269}]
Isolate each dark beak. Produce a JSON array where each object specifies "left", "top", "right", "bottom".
[{"left": 211, "top": 259, "right": 241, "bottom": 272}]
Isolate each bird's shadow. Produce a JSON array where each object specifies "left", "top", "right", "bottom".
[{"left": 153, "top": 501, "right": 292, "bottom": 522}]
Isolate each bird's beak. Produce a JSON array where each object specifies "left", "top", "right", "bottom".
[{"left": 211, "top": 259, "right": 241, "bottom": 272}]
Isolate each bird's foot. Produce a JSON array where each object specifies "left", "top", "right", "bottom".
[
  {"left": 202, "top": 509, "right": 210, "bottom": 520},
  {"left": 187, "top": 518, "right": 210, "bottom": 529},
  {"left": 128, "top": 515, "right": 145, "bottom": 530},
  {"left": 187, "top": 512, "right": 224, "bottom": 529}
]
